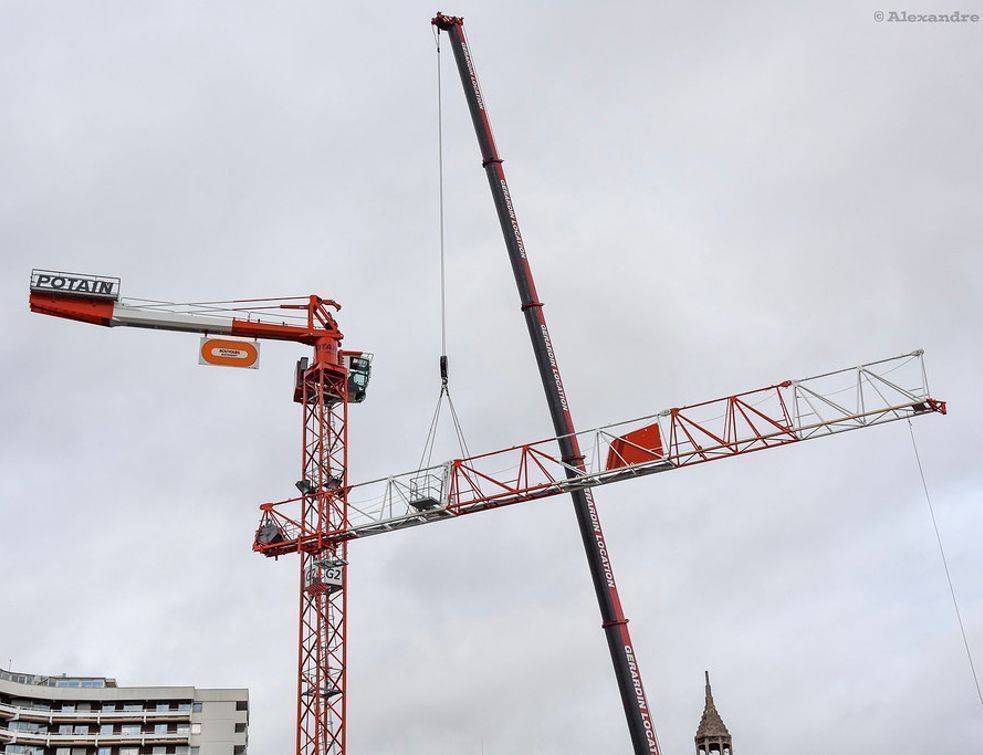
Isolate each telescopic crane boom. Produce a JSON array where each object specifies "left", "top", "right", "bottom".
[{"left": 432, "top": 12, "right": 660, "bottom": 751}]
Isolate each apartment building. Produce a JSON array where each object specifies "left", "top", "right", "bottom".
[{"left": 0, "top": 669, "right": 247, "bottom": 755}]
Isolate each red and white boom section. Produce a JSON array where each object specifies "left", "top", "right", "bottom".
[
  {"left": 255, "top": 350, "right": 945, "bottom": 555},
  {"left": 29, "top": 269, "right": 344, "bottom": 345}
]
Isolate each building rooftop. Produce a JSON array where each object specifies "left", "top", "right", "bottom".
[{"left": 0, "top": 669, "right": 116, "bottom": 689}]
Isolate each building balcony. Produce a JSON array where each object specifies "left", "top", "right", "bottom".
[
  {"left": 0, "top": 725, "right": 190, "bottom": 748},
  {"left": 0, "top": 702, "right": 192, "bottom": 724}
]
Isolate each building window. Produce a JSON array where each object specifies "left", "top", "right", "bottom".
[
  {"left": 177, "top": 703, "right": 191, "bottom": 712},
  {"left": 73, "top": 725, "right": 88, "bottom": 734},
  {"left": 98, "top": 749, "right": 111, "bottom": 755},
  {"left": 100, "top": 724, "right": 114, "bottom": 735},
  {"left": 58, "top": 725, "right": 72, "bottom": 734},
  {"left": 191, "top": 723, "right": 201, "bottom": 735},
  {"left": 235, "top": 700, "right": 248, "bottom": 711},
  {"left": 192, "top": 702, "right": 202, "bottom": 713},
  {"left": 235, "top": 723, "right": 246, "bottom": 733},
  {"left": 120, "top": 749, "right": 139, "bottom": 755},
  {"left": 156, "top": 703, "right": 170, "bottom": 712},
  {"left": 9, "top": 721, "right": 42, "bottom": 733},
  {"left": 154, "top": 724, "right": 168, "bottom": 734},
  {"left": 121, "top": 724, "right": 141, "bottom": 734},
  {"left": 122, "top": 704, "right": 142, "bottom": 712},
  {"left": 177, "top": 724, "right": 190, "bottom": 734}
]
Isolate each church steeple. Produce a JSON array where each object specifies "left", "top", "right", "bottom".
[{"left": 695, "top": 671, "right": 733, "bottom": 755}]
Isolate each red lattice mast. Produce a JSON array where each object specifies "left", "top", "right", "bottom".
[{"left": 295, "top": 351, "right": 350, "bottom": 755}]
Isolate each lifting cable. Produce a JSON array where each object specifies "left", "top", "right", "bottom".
[
  {"left": 908, "top": 419, "right": 983, "bottom": 709},
  {"left": 418, "top": 28, "right": 470, "bottom": 472}
]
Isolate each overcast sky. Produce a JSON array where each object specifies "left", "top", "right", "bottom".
[{"left": 2, "top": 1, "right": 982, "bottom": 753}]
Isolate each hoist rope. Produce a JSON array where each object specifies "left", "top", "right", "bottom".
[
  {"left": 435, "top": 26, "right": 447, "bottom": 359},
  {"left": 416, "top": 27, "right": 470, "bottom": 472},
  {"left": 908, "top": 419, "right": 983, "bottom": 709}
]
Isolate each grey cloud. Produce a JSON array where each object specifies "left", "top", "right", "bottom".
[{"left": 1, "top": 1, "right": 981, "bottom": 753}]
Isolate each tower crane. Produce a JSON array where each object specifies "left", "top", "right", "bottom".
[
  {"left": 29, "top": 273, "right": 370, "bottom": 755},
  {"left": 26, "top": 13, "right": 947, "bottom": 755}
]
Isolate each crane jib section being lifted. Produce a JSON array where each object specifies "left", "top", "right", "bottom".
[{"left": 254, "top": 349, "right": 946, "bottom": 553}]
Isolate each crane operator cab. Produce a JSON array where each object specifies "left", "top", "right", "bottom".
[
  {"left": 292, "top": 353, "right": 372, "bottom": 404},
  {"left": 345, "top": 354, "right": 372, "bottom": 404}
]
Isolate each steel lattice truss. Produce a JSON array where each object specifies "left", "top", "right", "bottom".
[
  {"left": 255, "top": 350, "right": 945, "bottom": 555},
  {"left": 296, "top": 365, "right": 349, "bottom": 755}
]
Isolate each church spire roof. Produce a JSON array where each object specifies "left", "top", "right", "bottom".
[{"left": 695, "top": 670, "right": 731, "bottom": 739}]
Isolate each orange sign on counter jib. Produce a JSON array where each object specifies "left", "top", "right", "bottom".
[{"left": 199, "top": 337, "right": 260, "bottom": 369}]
